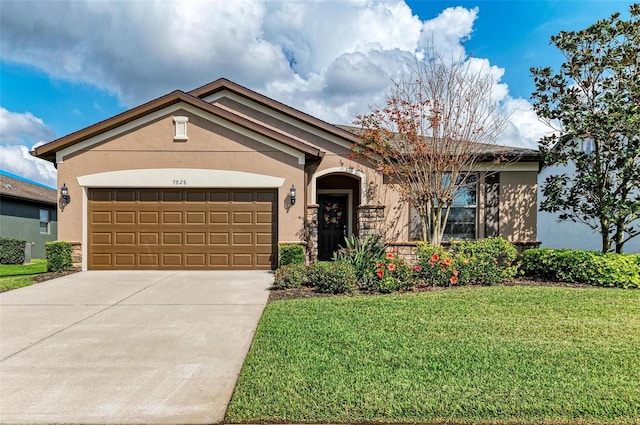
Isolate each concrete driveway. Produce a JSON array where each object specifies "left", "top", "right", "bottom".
[{"left": 0, "top": 270, "right": 272, "bottom": 424}]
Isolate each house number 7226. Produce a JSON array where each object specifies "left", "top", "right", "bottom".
[{"left": 172, "top": 179, "right": 187, "bottom": 185}]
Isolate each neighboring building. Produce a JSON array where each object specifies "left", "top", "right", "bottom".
[
  {"left": 33, "top": 78, "right": 541, "bottom": 270},
  {"left": 0, "top": 171, "right": 58, "bottom": 259},
  {"left": 538, "top": 163, "right": 640, "bottom": 253}
]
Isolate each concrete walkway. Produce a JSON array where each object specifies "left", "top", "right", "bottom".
[{"left": 0, "top": 270, "right": 272, "bottom": 424}]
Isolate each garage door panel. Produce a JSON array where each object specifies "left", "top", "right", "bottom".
[
  {"left": 139, "top": 233, "right": 159, "bottom": 245},
  {"left": 114, "top": 253, "right": 136, "bottom": 267},
  {"left": 115, "top": 190, "right": 136, "bottom": 202},
  {"left": 162, "top": 211, "right": 183, "bottom": 224},
  {"left": 88, "top": 188, "right": 276, "bottom": 270},
  {"left": 115, "top": 233, "right": 135, "bottom": 245},
  {"left": 209, "top": 233, "right": 229, "bottom": 245},
  {"left": 186, "top": 233, "right": 206, "bottom": 245},
  {"left": 115, "top": 211, "right": 136, "bottom": 224},
  {"left": 233, "top": 233, "right": 252, "bottom": 245},
  {"left": 91, "top": 211, "right": 112, "bottom": 224},
  {"left": 91, "top": 233, "right": 112, "bottom": 245},
  {"left": 186, "top": 211, "right": 206, "bottom": 224},
  {"left": 162, "top": 253, "right": 183, "bottom": 267},
  {"left": 163, "top": 233, "right": 183, "bottom": 245},
  {"left": 139, "top": 253, "right": 160, "bottom": 267},
  {"left": 139, "top": 211, "right": 160, "bottom": 224},
  {"left": 210, "top": 212, "right": 229, "bottom": 224}
]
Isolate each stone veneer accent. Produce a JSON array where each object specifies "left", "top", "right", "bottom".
[
  {"left": 306, "top": 204, "right": 319, "bottom": 264},
  {"left": 70, "top": 241, "right": 82, "bottom": 269},
  {"left": 388, "top": 240, "right": 542, "bottom": 265},
  {"left": 357, "top": 205, "right": 385, "bottom": 238}
]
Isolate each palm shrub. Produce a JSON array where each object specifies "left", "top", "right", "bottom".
[{"left": 332, "top": 234, "right": 386, "bottom": 289}]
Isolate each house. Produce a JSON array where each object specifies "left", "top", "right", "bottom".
[
  {"left": 0, "top": 170, "right": 58, "bottom": 259},
  {"left": 537, "top": 163, "right": 640, "bottom": 253},
  {"left": 32, "top": 78, "right": 541, "bottom": 271}
]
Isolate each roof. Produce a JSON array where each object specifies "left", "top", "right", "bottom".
[
  {"left": 32, "top": 78, "right": 360, "bottom": 163},
  {"left": 336, "top": 125, "right": 542, "bottom": 162},
  {"left": 0, "top": 171, "right": 57, "bottom": 205}
]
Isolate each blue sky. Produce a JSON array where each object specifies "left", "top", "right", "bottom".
[{"left": 0, "top": 0, "right": 633, "bottom": 188}]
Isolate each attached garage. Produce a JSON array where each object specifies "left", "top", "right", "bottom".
[{"left": 88, "top": 188, "right": 277, "bottom": 270}]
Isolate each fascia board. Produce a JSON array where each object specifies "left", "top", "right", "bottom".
[
  {"left": 55, "top": 102, "right": 306, "bottom": 165},
  {"left": 203, "top": 91, "right": 355, "bottom": 150}
]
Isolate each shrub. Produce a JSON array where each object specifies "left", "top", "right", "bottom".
[
  {"left": 273, "top": 263, "right": 307, "bottom": 289},
  {"left": 372, "top": 250, "right": 412, "bottom": 292},
  {"left": 0, "top": 237, "right": 26, "bottom": 264},
  {"left": 414, "top": 243, "right": 459, "bottom": 286},
  {"left": 333, "top": 234, "right": 386, "bottom": 288},
  {"left": 45, "top": 241, "right": 73, "bottom": 272},
  {"left": 450, "top": 238, "right": 519, "bottom": 285},
  {"left": 307, "top": 261, "right": 357, "bottom": 294},
  {"left": 521, "top": 248, "right": 640, "bottom": 289},
  {"left": 278, "top": 244, "right": 305, "bottom": 267}
]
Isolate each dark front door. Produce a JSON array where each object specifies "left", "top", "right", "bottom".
[{"left": 318, "top": 194, "right": 348, "bottom": 261}]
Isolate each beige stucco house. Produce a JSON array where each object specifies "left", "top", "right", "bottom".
[{"left": 33, "top": 78, "right": 540, "bottom": 270}]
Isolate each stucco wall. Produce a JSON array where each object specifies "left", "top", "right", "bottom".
[
  {"left": 499, "top": 171, "right": 538, "bottom": 242},
  {"left": 538, "top": 164, "right": 640, "bottom": 252},
  {"left": 56, "top": 109, "right": 307, "bottom": 246},
  {"left": 0, "top": 198, "right": 58, "bottom": 258}
]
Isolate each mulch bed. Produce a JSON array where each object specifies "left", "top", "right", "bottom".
[
  {"left": 268, "top": 277, "right": 592, "bottom": 302},
  {"left": 32, "top": 269, "right": 80, "bottom": 283}
]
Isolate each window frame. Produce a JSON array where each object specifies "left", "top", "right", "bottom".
[{"left": 39, "top": 208, "right": 51, "bottom": 235}]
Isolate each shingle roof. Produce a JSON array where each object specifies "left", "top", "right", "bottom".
[{"left": 0, "top": 172, "right": 57, "bottom": 205}]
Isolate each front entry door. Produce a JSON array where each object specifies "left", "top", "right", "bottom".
[{"left": 318, "top": 194, "right": 348, "bottom": 261}]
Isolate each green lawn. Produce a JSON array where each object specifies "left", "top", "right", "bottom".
[
  {"left": 0, "top": 259, "right": 48, "bottom": 292},
  {"left": 226, "top": 286, "right": 640, "bottom": 424}
]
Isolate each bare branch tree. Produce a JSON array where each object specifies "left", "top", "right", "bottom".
[{"left": 354, "top": 52, "right": 510, "bottom": 246}]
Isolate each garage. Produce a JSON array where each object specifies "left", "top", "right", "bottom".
[{"left": 88, "top": 188, "right": 277, "bottom": 270}]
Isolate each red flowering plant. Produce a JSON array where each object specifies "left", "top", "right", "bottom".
[
  {"left": 373, "top": 250, "right": 411, "bottom": 293},
  {"left": 414, "top": 242, "right": 461, "bottom": 287}
]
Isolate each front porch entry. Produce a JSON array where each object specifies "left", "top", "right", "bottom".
[{"left": 317, "top": 193, "right": 348, "bottom": 260}]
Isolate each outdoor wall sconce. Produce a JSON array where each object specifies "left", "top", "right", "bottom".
[
  {"left": 59, "top": 183, "right": 71, "bottom": 211},
  {"left": 289, "top": 184, "right": 297, "bottom": 205}
]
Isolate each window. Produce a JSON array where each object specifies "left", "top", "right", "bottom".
[
  {"left": 39, "top": 209, "right": 50, "bottom": 234},
  {"left": 442, "top": 174, "right": 477, "bottom": 240},
  {"left": 410, "top": 173, "right": 478, "bottom": 240}
]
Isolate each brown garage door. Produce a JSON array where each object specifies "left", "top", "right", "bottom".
[{"left": 88, "top": 188, "right": 277, "bottom": 270}]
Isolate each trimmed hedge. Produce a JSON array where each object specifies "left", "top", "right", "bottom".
[
  {"left": 278, "top": 244, "right": 305, "bottom": 267},
  {"left": 415, "top": 238, "right": 519, "bottom": 286},
  {"left": 306, "top": 261, "right": 357, "bottom": 294},
  {"left": 521, "top": 248, "right": 640, "bottom": 289},
  {"left": 45, "top": 241, "right": 73, "bottom": 272},
  {"left": 273, "top": 263, "right": 307, "bottom": 289},
  {"left": 0, "top": 237, "right": 26, "bottom": 265}
]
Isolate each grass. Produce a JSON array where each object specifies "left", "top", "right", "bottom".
[
  {"left": 226, "top": 286, "right": 640, "bottom": 424},
  {"left": 0, "top": 259, "right": 48, "bottom": 292}
]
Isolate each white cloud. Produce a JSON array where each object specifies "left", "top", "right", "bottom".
[
  {"left": 498, "top": 98, "right": 552, "bottom": 149},
  {"left": 0, "top": 0, "right": 545, "bottom": 159},
  {"left": 0, "top": 108, "right": 56, "bottom": 145},
  {"left": 0, "top": 108, "right": 58, "bottom": 187},
  {"left": 0, "top": 145, "right": 57, "bottom": 188},
  {"left": 419, "top": 6, "right": 478, "bottom": 60}
]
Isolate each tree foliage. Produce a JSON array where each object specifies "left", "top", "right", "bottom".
[
  {"left": 531, "top": 4, "right": 640, "bottom": 253},
  {"left": 353, "top": 53, "right": 509, "bottom": 246}
]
